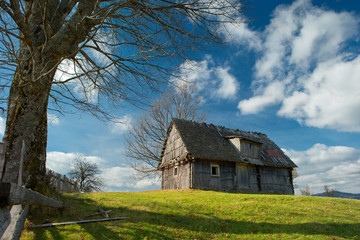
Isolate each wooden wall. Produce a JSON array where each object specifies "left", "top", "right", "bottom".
[
  {"left": 259, "top": 167, "right": 293, "bottom": 194},
  {"left": 192, "top": 160, "right": 235, "bottom": 192},
  {"left": 191, "top": 161, "right": 293, "bottom": 194},
  {"left": 162, "top": 159, "right": 294, "bottom": 194},
  {"left": 162, "top": 162, "right": 191, "bottom": 190},
  {"left": 235, "top": 164, "right": 293, "bottom": 194},
  {"left": 235, "top": 163, "right": 258, "bottom": 192},
  {"left": 162, "top": 126, "right": 187, "bottom": 164}
]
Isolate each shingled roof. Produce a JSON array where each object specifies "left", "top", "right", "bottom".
[{"left": 159, "top": 118, "right": 297, "bottom": 168}]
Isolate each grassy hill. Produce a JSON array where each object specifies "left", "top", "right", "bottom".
[
  {"left": 312, "top": 191, "right": 360, "bottom": 200},
  {"left": 21, "top": 190, "right": 360, "bottom": 239}
]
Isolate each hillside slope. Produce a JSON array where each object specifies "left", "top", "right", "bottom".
[
  {"left": 21, "top": 190, "right": 360, "bottom": 239},
  {"left": 312, "top": 191, "right": 360, "bottom": 200}
]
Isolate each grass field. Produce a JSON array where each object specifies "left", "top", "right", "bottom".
[{"left": 21, "top": 190, "right": 360, "bottom": 239}]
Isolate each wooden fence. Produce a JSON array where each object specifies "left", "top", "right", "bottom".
[
  {"left": 0, "top": 141, "right": 65, "bottom": 240},
  {"left": 46, "top": 169, "right": 79, "bottom": 193},
  {"left": 0, "top": 143, "right": 78, "bottom": 193}
]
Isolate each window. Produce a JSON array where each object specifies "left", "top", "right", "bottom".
[
  {"left": 242, "top": 141, "right": 260, "bottom": 158},
  {"left": 211, "top": 164, "right": 220, "bottom": 176},
  {"left": 174, "top": 166, "right": 178, "bottom": 176}
]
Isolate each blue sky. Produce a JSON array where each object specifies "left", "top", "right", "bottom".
[{"left": 1, "top": 0, "right": 359, "bottom": 195}]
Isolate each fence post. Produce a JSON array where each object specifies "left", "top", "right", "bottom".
[
  {"left": 0, "top": 141, "right": 67, "bottom": 239},
  {"left": 1, "top": 140, "right": 28, "bottom": 240}
]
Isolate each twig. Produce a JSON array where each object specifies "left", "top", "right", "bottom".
[
  {"left": 85, "top": 209, "right": 112, "bottom": 218},
  {"left": 95, "top": 204, "right": 109, "bottom": 218}
]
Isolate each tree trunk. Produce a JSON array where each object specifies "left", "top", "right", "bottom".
[
  {"left": 0, "top": 1, "right": 96, "bottom": 192},
  {"left": 1, "top": 55, "right": 55, "bottom": 192}
]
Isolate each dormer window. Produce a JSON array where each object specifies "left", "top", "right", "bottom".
[{"left": 227, "top": 136, "right": 262, "bottom": 159}]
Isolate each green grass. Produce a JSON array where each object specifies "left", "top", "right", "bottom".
[{"left": 21, "top": 190, "right": 360, "bottom": 239}]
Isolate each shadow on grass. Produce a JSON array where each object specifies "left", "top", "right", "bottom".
[
  {"left": 26, "top": 194, "right": 360, "bottom": 239},
  {"left": 31, "top": 227, "right": 64, "bottom": 240}
]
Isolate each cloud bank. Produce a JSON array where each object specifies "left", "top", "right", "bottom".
[
  {"left": 47, "top": 151, "right": 160, "bottom": 192},
  {"left": 101, "top": 166, "right": 160, "bottom": 192},
  {"left": 47, "top": 151, "right": 105, "bottom": 175},
  {"left": 233, "top": 0, "right": 360, "bottom": 132},
  {"left": 284, "top": 144, "right": 360, "bottom": 194}
]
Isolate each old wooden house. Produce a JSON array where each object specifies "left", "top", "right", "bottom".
[{"left": 159, "top": 119, "right": 297, "bottom": 194}]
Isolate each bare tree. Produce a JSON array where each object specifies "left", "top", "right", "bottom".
[
  {"left": 324, "top": 185, "right": 337, "bottom": 197},
  {"left": 126, "top": 83, "right": 205, "bottom": 179},
  {"left": 68, "top": 155, "right": 104, "bottom": 192},
  {"left": 0, "top": 0, "right": 246, "bottom": 190},
  {"left": 300, "top": 185, "right": 311, "bottom": 196},
  {"left": 292, "top": 168, "right": 298, "bottom": 189}
]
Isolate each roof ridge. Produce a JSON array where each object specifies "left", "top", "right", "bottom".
[{"left": 172, "top": 118, "right": 268, "bottom": 137}]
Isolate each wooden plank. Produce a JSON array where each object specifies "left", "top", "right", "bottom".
[
  {"left": 31, "top": 217, "right": 127, "bottom": 228},
  {"left": 0, "top": 207, "right": 11, "bottom": 239},
  {"left": 2, "top": 205, "right": 30, "bottom": 240},
  {"left": 236, "top": 163, "right": 250, "bottom": 191},
  {"left": 0, "top": 183, "right": 64, "bottom": 208}
]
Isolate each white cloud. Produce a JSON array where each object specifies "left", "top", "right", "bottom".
[
  {"left": 0, "top": 117, "right": 5, "bottom": 138},
  {"left": 55, "top": 58, "right": 99, "bottom": 104},
  {"left": 47, "top": 151, "right": 160, "bottom": 192},
  {"left": 172, "top": 57, "right": 239, "bottom": 100},
  {"left": 238, "top": 81, "right": 285, "bottom": 114},
  {"left": 215, "top": 67, "right": 239, "bottom": 99},
  {"left": 171, "top": 58, "right": 212, "bottom": 92},
  {"left": 235, "top": 0, "right": 360, "bottom": 132},
  {"left": 54, "top": 33, "right": 115, "bottom": 105},
  {"left": 110, "top": 115, "right": 132, "bottom": 134},
  {"left": 284, "top": 144, "right": 360, "bottom": 194},
  {"left": 278, "top": 56, "right": 360, "bottom": 131},
  {"left": 101, "top": 166, "right": 160, "bottom": 191},
  {"left": 220, "top": 22, "right": 262, "bottom": 51},
  {"left": 47, "top": 151, "right": 77, "bottom": 175},
  {"left": 290, "top": 10, "right": 357, "bottom": 68},
  {"left": 47, "top": 151, "right": 105, "bottom": 175},
  {"left": 253, "top": 0, "right": 303, "bottom": 82},
  {"left": 48, "top": 113, "right": 60, "bottom": 126},
  {"left": 87, "top": 34, "right": 114, "bottom": 66}
]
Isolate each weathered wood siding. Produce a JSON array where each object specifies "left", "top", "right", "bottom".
[
  {"left": 162, "top": 162, "right": 191, "bottom": 189},
  {"left": 162, "top": 160, "right": 294, "bottom": 194},
  {"left": 241, "top": 141, "right": 261, "bottom": 158},
  {"left": 162, "top": 126, "right": 187, "bottom": 164},
  {"left": 259, "top": 167, "right": 293, "bottom": 194},
  {"left": 192, "top": 160, "right": 235, "bottom": 192},
  {"left": 235, "top": 164, "right": 258, "bottom": 192},
  {"left": 228, "top": 138, "right": 261, "bottom": 158}
]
